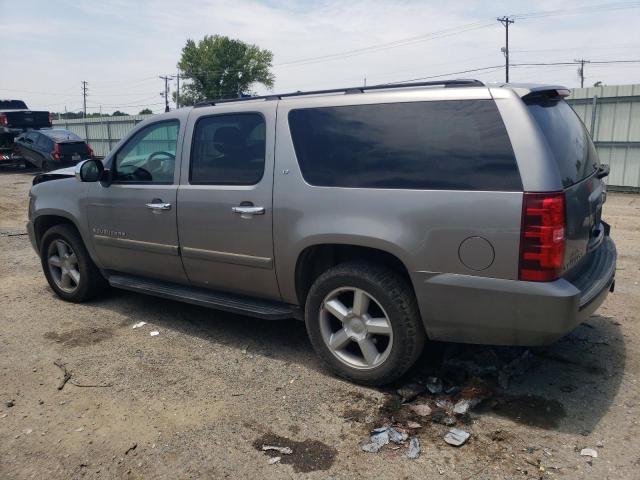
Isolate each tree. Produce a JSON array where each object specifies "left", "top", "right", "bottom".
[
  {"left": 139, "top": 108, "right": 153, "bottom": 115},
  {"left": 111, "top": 110, "right": 129, "bottom": 117},
  {"left": 176, "top": 35, "right": 274, "bottom": 105}
]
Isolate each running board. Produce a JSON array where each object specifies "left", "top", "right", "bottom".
[{"left": 108, "top": 274, "right": 295, "bottom": 320}]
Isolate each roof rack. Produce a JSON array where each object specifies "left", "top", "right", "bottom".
[{"left": 194, "top": 79, "right": 484, "bottom": 107}]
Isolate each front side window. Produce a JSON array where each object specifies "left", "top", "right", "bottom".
[
  {"left": 190, "top": 113, "right": 265, "bottom": 185},
  {"left": 288, "top": 100, "right": 521, "bottom": 191},
  {"left": 113, "top": 120, "right": 179, "bottom": 183}
]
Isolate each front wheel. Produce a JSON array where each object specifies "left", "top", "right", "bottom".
[
  {"left": 40, "top": 224, "right": 107, "bottom": 302},
  {"left": 305, "top": 262, "right": 426, "bottom": 386}
]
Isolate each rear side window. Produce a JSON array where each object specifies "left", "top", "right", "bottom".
[
  {"left": 525, "top": 97, "right": 599, "bottom": 188},
  {"left": 190, "top": 113, "right": 265, "bottom": 185},
  {"left": 288, "top": 100, "right": 521, "bottom": 191}
]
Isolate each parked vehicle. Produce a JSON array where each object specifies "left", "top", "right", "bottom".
[
  {"left": 14, "top": 129, "right": 94, "bottom": 171},
  {"left": 0, "top": 100, "right": 51, "bottom": 164},
  {"left": 26, "top": 80, "right": 616, "bottom": 385}
]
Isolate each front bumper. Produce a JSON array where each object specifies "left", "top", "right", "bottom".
[{"left": 413, "top": 236, "right": 617, "bottom": 346}]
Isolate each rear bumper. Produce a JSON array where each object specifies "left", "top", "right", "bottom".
[{"left": 413, "top": 236, "right": 616, "bottom": 346}]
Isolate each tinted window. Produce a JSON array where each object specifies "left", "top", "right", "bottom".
[
  {"left": 45, "top": 130, "right": 82, "bottom": 142},
  {"left": 190, "top": 113, "right": 265, "bottom": 185},
  {"left": 59, "top": 142, "right": 87, "bottom": 156},
  {"left": 0, "top": 100, "right": 28, "bottom": 109},
  {"left": 288, "top": 100, "right": 521, "bottom": 191},
  {"left": 36, "top": 134, "right": 51, "bottom": 149},
  {"left": 525, "top": 98, "right": 598, "bottom": 187},
  {"left": 114, "top": 120, "right": 178, "bottom": 183}
]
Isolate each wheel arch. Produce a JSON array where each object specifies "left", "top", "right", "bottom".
[{"left": 293, "top": 243, "right": 414, "bottom": 307}]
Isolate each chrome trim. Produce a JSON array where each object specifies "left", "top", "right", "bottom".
[
  {"left": 181, "top": 246, "right": 273, "bottom": 269},
  {"left": 145, "top": 202, "right": 172, "bottom": 210},
  {"left": 232, "top": 206, "right": 265, "bottom": 215},
  {"left": 93, "top": 235, "right": 179, "bottom": 256}
]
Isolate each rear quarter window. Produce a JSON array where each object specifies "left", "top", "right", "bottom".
[
  {"left": 525, "top": 97, "right": 599, "bottom": 188},
  {"left": 287, "top": 100, "right": 521, "bottom": 191}
]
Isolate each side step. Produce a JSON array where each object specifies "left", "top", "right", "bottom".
[{"left": 108, "top": 274, "right": 295, "bottom": 320}]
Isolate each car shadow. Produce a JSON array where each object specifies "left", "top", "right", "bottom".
[
  {"left": 0, "top": 163, "right": 38, "bottom": 175},
  {"left": 87, "top": 288, "right": 624, "bottom": 436}
]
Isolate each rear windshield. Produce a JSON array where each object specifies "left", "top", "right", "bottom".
[
  {"left": 58, "top": 142, "right": 87, "bottom": 155},
  {"left": 525, "top": 97, "right": 599, "bottom": 188},
  {"left": 288, "top": 100, "right": 522, "bottom": 191},
  {"left": 46, "top": 130, "right": 82, "bottom": 142},
  {"left": 0, "top": 100, "right": 28, "bottom": 110}
]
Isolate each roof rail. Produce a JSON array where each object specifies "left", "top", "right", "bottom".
[{"left": 194, "top": 79, "right": 484, "bottom": 107}]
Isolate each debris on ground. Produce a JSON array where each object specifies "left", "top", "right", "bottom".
[
  {"left": 267, "top": 456, "right": 281, "bottom": 465},
  {"left": 131, "top": 322, "right": 146, "bottom": 329},
  {"left": 5, "top": 400, "right": 15, "bottom": 408},
  {"left": 149, "top": 331, "right": 160, "bottom": 337},
  {"left": 397, "top": 382, "right": 426, "bottom": 403},
  {"left": 431, "top": 411, "right": 457, "bottom": 426},
  {"left": 124, "top": 443, "right": 137, "bottom": 455},
  {"left": 361, "top": 426, "right": 408, "bottom": 453},
  {"left": 444, "top": 428, "right": 470, "bottom": 447},
  {"left": 53, "top": 360, "right": 112, "bottom": 390},
  {"left": 426, "top": 377, "right": 443, "bottom": 394},
  {"left": 405, "top": 437, "right": 420, "bottom": 459},
  {"left": 580, "top": 448, "right": 598, "bottom": 458},
  {"left": 408, "top": 404, "right": 432, "bottom": 417},
  {"left": 405, "top": 421, "right": 422, "bottom": 429},
  {"left": 262, "top": 445, "right": 293, "bottom": 455},
  {"left": 453, "top": 399, "right": 472, "bottom": 415}
]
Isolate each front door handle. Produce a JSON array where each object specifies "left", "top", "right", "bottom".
[
  {"left": 146, "top": 201, "right": 172, "bottom": 211},
  {"left": 232, "top": 206, "right": 265, "bottom": 215}
]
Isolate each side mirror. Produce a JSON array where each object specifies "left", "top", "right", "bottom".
[{"left": 75, "top": 159, "right": 104, "bottom": 182}]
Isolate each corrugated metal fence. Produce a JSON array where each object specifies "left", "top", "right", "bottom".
[
  {"left": 567, "top": 84, "right": 640, "bottom": 191},
  {"left": 53, "top": 84, "right": 640, "bottom": 190},
  {"left": 52, "top": 115, "right": 151, "bottom": 158}
]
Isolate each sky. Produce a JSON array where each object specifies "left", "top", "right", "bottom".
[{"left": 1, "top": 0, "right": 639, "bottom": 114}]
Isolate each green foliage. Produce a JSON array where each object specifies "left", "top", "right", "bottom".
[
  {"left": 111, "top": 110, "right": 129, "bottom": 117},
  {"left": 138, "top": 108, "right": 153, "bottom": 115},
  {"left": 177, "top": 35, "right": 275, "bottom": 105}
]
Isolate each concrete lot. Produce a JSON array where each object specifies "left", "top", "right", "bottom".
[{"left": 1, "top": 166, "right": 639, "bottom": 479}]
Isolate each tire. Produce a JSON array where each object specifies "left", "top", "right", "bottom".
[
  {"left": 305, "top": 261, "right": 426, "bottom": 386},
  {"left": 40, "top": 224, "right": 107, "bottom": 302}
]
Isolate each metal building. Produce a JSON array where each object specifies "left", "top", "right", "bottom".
[{"left": 567, "top": 84, "right": 640, "bottom": 191}]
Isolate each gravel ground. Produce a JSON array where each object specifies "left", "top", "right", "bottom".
[{"left": 1, "top": 166, "right": 639, "bottom": 479}]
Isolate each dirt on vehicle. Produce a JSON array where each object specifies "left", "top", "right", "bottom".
[{"left": 1, "top": 165, "right": 639, "bottom": 479}]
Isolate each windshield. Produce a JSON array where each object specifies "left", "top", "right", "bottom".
[{"left": 526, "top": 97, "right": 599, "bottom": 188}]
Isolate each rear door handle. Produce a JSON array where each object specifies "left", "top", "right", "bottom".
[
  {"left": 146, "top": 201, "right": 172, "bottom": 210},
  {"left": 232, "top": 206, "right": 265, "bottom": 215}
]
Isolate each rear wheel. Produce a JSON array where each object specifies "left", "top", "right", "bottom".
[
  {"left": 40, "top": 224, "right": 107, "bottom": 302},
  {"left": 305, "top": 261, "right": 426, "bottom": 386}
]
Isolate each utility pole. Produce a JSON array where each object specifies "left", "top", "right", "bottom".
[
  {"left": 159, "top": 75, "right": 171, "bottom": 112},
  {"left": 497, "top": 16, "right": 515, "bottom": 83},
  {"left": 176, "top": 72, "right": 180, "bottom": 109},
  {"left": 575, "top": 58, "right": 590, "bottom": 88},
  {"left": 81, "top": 81, "right": 88, "bottom": 118}
]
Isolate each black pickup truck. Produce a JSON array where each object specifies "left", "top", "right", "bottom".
[{"left": 1, "top": 100, "right": 52, "bottom": 164}]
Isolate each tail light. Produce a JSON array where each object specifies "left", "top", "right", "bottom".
[
  {"left": 53, "top": 143, "right": 60, "bottom": 161},
  {"left": 0, "top": 114, "right": 7, "bottom": 127},
  {"left": 86, "top": 144, "right": 94, "bottom": 159},
  {"left": 48, "top": 113, "right": 53, "bottom": 126},
  {"left": 519, "top": 192, "right": 566, "bottom": 282}
]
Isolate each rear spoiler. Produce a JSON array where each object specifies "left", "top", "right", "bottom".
[{"left": 490, "top": 83, "right": 571, "bottom": 100}]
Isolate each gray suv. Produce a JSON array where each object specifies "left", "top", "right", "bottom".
[{"left": 27, "top": 80, "right": 616, "bottom": 385}]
